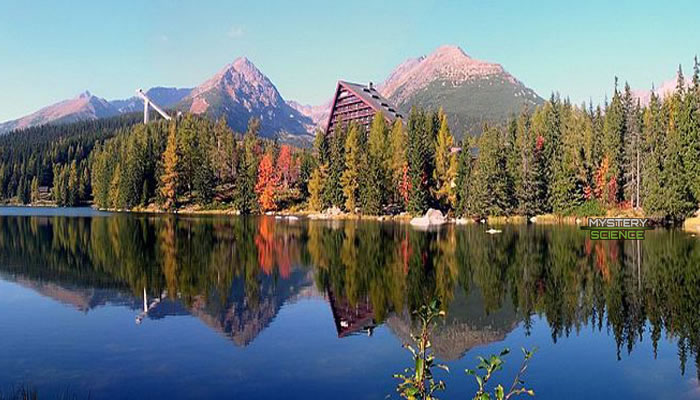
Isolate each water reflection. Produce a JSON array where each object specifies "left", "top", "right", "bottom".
[{"left": 0, "top": 214, "right": 698, "bottom": 379}]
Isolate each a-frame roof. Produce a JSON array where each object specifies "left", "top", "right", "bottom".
[{"left": 324, "top": 80, "right": 402, "bottom": 134}]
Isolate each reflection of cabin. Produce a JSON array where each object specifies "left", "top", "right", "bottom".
[
  {"left": 325, "top": 81, "right": 402, "bottom": 135},
  {"left": 327, "top": 288, "right": 376, "bottom": 338}
]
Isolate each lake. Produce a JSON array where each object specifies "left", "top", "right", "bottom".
[{"left": 0, "top": 207, "right": 698, "bottom": 399}]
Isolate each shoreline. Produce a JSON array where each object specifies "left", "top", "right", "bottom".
[{"left": 3, "top": 202, "right": 697, "bottom": 233}]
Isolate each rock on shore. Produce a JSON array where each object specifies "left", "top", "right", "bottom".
[{"left": 410, "top": 209, "right": 446, "bottom": 227}]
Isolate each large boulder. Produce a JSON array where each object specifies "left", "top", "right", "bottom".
[{"left": 410, "top": 208, "right": 446, "bottom": 227}]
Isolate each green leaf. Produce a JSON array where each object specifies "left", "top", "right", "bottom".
[
  {"left": 475, "top": 375, "right": 484, "bottom": 389},
  {"left": 495, "top": 384, "right": 504, "bottom": 400}
]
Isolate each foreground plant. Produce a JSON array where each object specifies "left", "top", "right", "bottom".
[
  {"left": 466, "top": 347, "right": 536, "bottom": 400},
  {"left": 393, "top": 300, "right": 449, "bottom": 400},
  {"left": 394, "top": 299, "right": 537, "bottom": 400}
]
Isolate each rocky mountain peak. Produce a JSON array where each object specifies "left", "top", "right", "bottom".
[{"left": 378, "top": 44, "right": 511, "bottom": 104}]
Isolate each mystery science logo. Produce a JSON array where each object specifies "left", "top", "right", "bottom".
[{"left": 580, "top": 218, "right": 652, "bottom": 240}]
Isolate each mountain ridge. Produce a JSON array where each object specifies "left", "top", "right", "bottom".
[
  {"left": 377, "top": 45, "right": 543, "bottom": 136},
  {"left": 1, "top": 46, "right": 545, "bottom": 139},
  {"left": 177, "top": 56, "right": 314, "bottom": 140},
  {"left": 0, "top": 91, "right": 121, "bottom": 134}
]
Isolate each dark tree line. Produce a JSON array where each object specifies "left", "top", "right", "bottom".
[{"left": 0, "top": 113, "right": 141, "bottom": 205}]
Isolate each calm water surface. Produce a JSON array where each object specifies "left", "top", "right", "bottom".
[{"left": 0, "top": 207, "right": 698, "bottom": 399}]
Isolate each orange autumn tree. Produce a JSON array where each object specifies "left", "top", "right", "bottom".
[
  {"left": 276, "top": 144, "right": 298, "bottom": 190},
  {"left": 255, "top": 152, "right": 280, "bottom": 211}
]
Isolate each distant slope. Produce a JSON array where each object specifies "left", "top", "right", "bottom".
[
  {"left": 110, "top": 87, "right": 192, "bottom": 113},
  {"left": 286, "top": 99, "right": 332, "bottom": 133},
  {"left": 0, "top": 91, "right": 120, "bottom": 134},
  {"left": 178, "top": 57, "right": 314, "bottom": 141},
  {"left": 378, "top": 45, "right": 543, "bottom": 136},
  {"left": 631, "top": 74, "right": 692, "bottom": 106}
]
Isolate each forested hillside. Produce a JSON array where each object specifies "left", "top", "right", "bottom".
[
  {"left": 89, "top": 115, "right": 314, "bottom": 212},
  {"left": 0, "top": 114, "right": 142, "bottom": 205}
]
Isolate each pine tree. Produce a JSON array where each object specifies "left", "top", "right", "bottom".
[
  {"left": 341, "top": 123, "right": 361, "bottom": 212},
  {"left": 662, "top": 82, "right": 695, "bottom": 221},
  {"left": 308, "top": 164, "right": 327, "bottom": 211},
  {"left": 551, "top": 103, "right": 585, "bottom": 214},
  {"left": 514, "top": 108, "right": 537, "bottom": 216},
  {"left": 622, "top": 83, "right": 643, "bottom": 207},
  {"left": 389, "top": 119, "right": 407, "bottom": 206},
  {"left": 67, "top": 160, "right": 79, "bottom": 206},
  {"left": 455, "top": 141, "right": 473, "bottom": 217},
  {"left": 363, "top": 113, "right": 390, "bottom": 214},
  {"left": 313, "top": 128, "right": 330, "bottom": 166},
  {"left": 602, "top": 79, "right": 625, "bottom": 204},
  {"left": 30, "top": 176, "right": 39, "bottom": 203},
  {"left": 109, "top": 163, "right": 122, "bottom": 209},
  {"left": 680, "top": 58, "right": 700, "bottom": 204},
  {"left": 434, "top": 108, "right": 456, "bottom": 209},
  {"left": 475, "top": 126, "right": 510, "bottom": 216},
  {"left": 235, "top": 118, "right": 261, "bottom": 214},
  {"left": 406, "top": 108, "right": 430, "bottom": 215},
  {"left": 193, "top": 146, "right": 215, "bottom": 205},
  {"left": 530, "top": 100, "right": 559, "bottom": 214},
  {"left": 160, "top": 122, "right": 179, "bottom": 211},
  {"left": 642, "top": 91, "right": 666, "bottom": 215},
  {"left": 324, "top": 124, "right": 346, "bottom": 208}
]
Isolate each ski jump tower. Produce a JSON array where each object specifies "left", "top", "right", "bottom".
[{"left": 136, "top": 88, "right": 173, "bottom": 124}]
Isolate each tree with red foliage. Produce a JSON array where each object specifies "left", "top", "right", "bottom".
[
  {"left": 276, "top": 145, "right": 297, "bottom": 190},
  {"left": 255, "top": 152, "right": 280, "bottom": 212}
]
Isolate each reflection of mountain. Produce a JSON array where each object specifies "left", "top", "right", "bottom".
[
  {"left": 188, "top": 268, "right": 314, "bottom": 346},
  {"left": 11, "top": 276, "right": 138, "bottom": 312},
  {"left": 387, "top": 288, "right": 519, "bottom": 361}
]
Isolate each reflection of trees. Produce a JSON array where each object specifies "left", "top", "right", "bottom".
[{"left": 0, "top": 215, "right": 698, "bottom": 376}]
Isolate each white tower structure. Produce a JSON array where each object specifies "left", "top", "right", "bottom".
[{"left": 136, "top": 88, "right": 173, "bottom": 124}]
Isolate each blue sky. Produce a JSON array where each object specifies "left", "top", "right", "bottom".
[{"left": 1, "top": 0, "right": 699, "bottom": 121}]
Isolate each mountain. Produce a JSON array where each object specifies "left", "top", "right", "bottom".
[
  {"left": 178, "top": 57, "right": 314, "bottom": 140},
  {"left": 632, "top": 74, "right": 692, "bottom": 106},
  {"left": 1, "top": 46, "right": 541, "bottom": 140},
  {"left": 0, "top": 91, "right": 120, "bottom": 134},
  {"left": 286, "top": 99, "right": 332, "bottom": 132},
  {"left": 377, "top": 45, "right": 543, "bottom": 136},
  {"left": 109, "top": 87, "right": 192, "bottom": 113}
]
